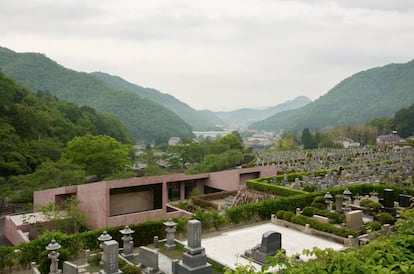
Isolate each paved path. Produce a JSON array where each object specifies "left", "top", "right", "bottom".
[{"left": 158, "top": 252, "right": 172, "bottom": 274}]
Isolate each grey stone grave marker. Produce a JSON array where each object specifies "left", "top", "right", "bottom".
[
  {"left": 174, "top": 220, "right": 212, "bottom": 274},
  {"left": 63, "top": 261, "right": 79, "bottom": 274},
  {"left": 137, "top": 246, "right": 160, "bottom": 274},
  {"left": 101, "top": 240, "right": 122, "bottom": 274}
]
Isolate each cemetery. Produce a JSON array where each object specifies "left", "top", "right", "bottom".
[{"left": 1, "top": 147, "right": 414, "bottom": 273}]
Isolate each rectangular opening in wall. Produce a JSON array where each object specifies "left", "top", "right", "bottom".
[
  {"left": 109, "top": 184, "right": 162, "bottom": 217},
  {"left": 168, "top": 182, "right": 181, "bottom": 202}
]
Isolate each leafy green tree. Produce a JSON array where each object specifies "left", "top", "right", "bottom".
[
  {"left": 392, "top": 103, "right": 414, "bottom": 137},
  {"left": 63, "top": 134, "right": 131, "bottom": 179},
  {"left": 301, "top": 128, "right": 316, "bottom": 149},
  {"left": 275, "top": 132, "right": 300, "bottom": 151}
]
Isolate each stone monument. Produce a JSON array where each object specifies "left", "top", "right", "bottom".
[
  {"left": 119, "top": 225, "right": 135, "bottom": 259},
  {"left": 173, "top": 220, "right": 212, "bottom": 274},
  {"left": 164, "top": 218, "right": 177, "bottom": 250},
  {"left": 243, "top": 231, "right": 282, "bottom": 265},
  {"left": 346, "top": 210, "right": 363, "bottom": 232},
  {"left": 100, "top": 240, "right": 122, "bottom": 274}
]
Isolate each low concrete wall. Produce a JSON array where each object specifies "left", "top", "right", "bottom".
[
  {"left": 4, "top": 216, "right": 30, "bottom": 246},
  {"left": 271, "top": 214, "right": 347, "bottom": 245}
]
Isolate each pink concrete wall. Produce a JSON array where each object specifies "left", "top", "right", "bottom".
[
  {"left": 206, "top": 165, "right": 277, "bottom": 191},
  {"left": 31, "top": 166, "right": 276, "bottom": 231},
  {"left": 4, "top": 216, "right": 29, "bottom": 246}
]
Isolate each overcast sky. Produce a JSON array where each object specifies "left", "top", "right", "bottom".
[{"left": 2, "top": 0, "right": 414, "bottom": 111}]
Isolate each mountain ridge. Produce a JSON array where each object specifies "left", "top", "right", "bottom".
[
  {"left": 250, "top": 60, "right": 414, "bottom": 132},
  {"left": 0, "top": 47, "right": 194, "bottom": 143}
]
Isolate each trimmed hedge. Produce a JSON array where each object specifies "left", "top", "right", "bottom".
[
  {"left": 226, "top": 183, "right": 414, "bottom": 225},
  {"left": 302, "top": 206, "right": 345, "bottom": 224},
  {"left": 246, "top": 180, "right": 307, "bottom": 196},
  {"left": 277, "top": 210, "right": 357, "bottom": 238}
]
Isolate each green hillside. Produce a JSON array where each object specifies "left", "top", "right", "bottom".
[
  {"left": 250, "top": 60, "right": 414, "bottom": 131},
  {"left": 92, "top": 72, "right": 223, "bottom": 130},
  {"left": 0, "top": 47, "right": 194, "bottom": 143},
  {"left": 215, "top": 96, "right": 311, "bottom": 127},
  {"left": 0, "top": 71, "right": 133, "bottom": 177}
]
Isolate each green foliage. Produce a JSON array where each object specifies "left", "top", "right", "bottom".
[
  {"left": 0, "top": 48, "right": 194, "bottom": 143},
  {"left": 302, "top": 128, "right": 316, "bottom": 149},
  {"left": 301, "top": 206, "right": 345, "bottom": 224},
  {"left": 364, "top": 221, "right": 382, "bottom": 231},
  {"left": 251, "top": 60, "right": 414, "bottom": 132},
  {"left": 63, "top": 134, "right": 132, "bottom": 179},
  {"left": 277, "top": 210, "right": 357, "bottom": 238},
  {"left": 392, "top": 103, "right": 414, "bottom": 138},
  {"left": 360, "top": 199, "right": 382, "bottom": 214},
  {"left": 376, "top": 212, "right": 395, "bottom": 225},
  {"left": 0, "top": 71, "right": 133, "bottom": 179},
  {"left": 191, "top": 209, "right": 226, "bottom": 230},
  {"left": 274, "top": 131, "right": 300, "bottom": 151},
  {"left": 92, "top": 71, "right": 220, "bottom": 131},
  {"left": 119, "top": 259, "right": 142, "bottom": 274}
]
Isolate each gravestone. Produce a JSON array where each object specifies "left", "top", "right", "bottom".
[
  {"left": 137, "top": 246, "right": 160, "bottom": 274},
  {"left": 383, "top": 188, "right": 397, "bottom": 216},
  {"left": 398, "top": 194, "right": 412, "bottom": 208},
  {"left": 335, "top": 195, "right": 343, "bottom": 213},
  {"left": 174, "top": 220, "right": 212, "bottom": 274},
  {"left": 243, "top": 231, "right": 282, "bottom": 265},
  {"left": 101, "top": 240, "right": 122, "bottom": 274},
  {"left": 63, "top": 261, "right": 79, "bottom": 274},
  {"left": 346, "top": 210, "right": 363, "bottom": 231}
]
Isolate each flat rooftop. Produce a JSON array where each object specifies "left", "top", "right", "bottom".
[{"left": 184, "top": 222, "right": 345, "bottom": 271}]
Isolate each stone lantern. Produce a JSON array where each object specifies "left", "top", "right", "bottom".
[
  {"left": 119, "top": 225, "right": 135, "bottom": 258},
  {"left": 46, "top": 239, "right": 61, "bottom": 274},
  {"left": 98, "top": 231, "right": 112, "bottom": 266},
  {"left": 343, "top": 188, "right": 352, "bottom": 212},
  {"left": 324, "top": 192, "right": 333, "bottom": 211},
  {"left": 163, "top": 218, "right": 177, "bottom": 249}
]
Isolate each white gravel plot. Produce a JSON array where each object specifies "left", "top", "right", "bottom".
[{"left": 197, "top": 223, "right": 344, "bottom": 270}]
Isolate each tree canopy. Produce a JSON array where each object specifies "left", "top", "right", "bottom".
[{"left": 63, "top": 134, "right": 132, "bottom": 179}]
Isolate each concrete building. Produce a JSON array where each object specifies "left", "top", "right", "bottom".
[{"left": 5, "top": 166, "right": 276, "bottom": 245}]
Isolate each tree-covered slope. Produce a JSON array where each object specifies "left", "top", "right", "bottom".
[
  {"left": 92, "top": 71, "right": 224, "bottom": 130},
  {"left": 250, "top": 60, "right": 414, "bottom": 131},
  {"left": 215, "top": 96, "right": 311, "bottom": 127},
  {"left": 0, "top": 71, "right": 133, "bottom": 177},
  {"left": 0, "top": 47, "right": 194, "bottom": 143}
]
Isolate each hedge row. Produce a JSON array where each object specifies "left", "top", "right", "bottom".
[
  {"left": 257, "top": 169, "right": 335, "bottom": 184},
  {"left": 11, "top": 218, "right": 183, "bottom": 273},
  {"left": 246, "top": 180, "right": 307, "bottom": 196},
  {"left": 226, "top": 183, "right": 414, "bottom": 225},
  {"left": 276, "top": 210, "right": 357, "bottom": 238},
  {"left": 302, "top": 206, "right": 345, "bottom": 224}
]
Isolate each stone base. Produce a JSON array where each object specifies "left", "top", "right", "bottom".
[
  {"left": 242, "top": 249, "right": 278, "bottom": 265},
  {"left": 175, "top": 261, "right": 212, "bottom": 274}
]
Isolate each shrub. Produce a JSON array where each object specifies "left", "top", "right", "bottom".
[
  {"left": 377, "top": 212, "right": 395, "bottom": 225},
  {"left": 302, "top": 206, "right": 315, "bottom": 217},
  {"left": 246, "top": 180, "right": 307, "bottom": 196},
  {"left": 282, "top": 211, "right": 295, "bottom": 222},
  {"left": 360, "top": 199, "right": 382, "bottom": 213},
  {"left": 364, "top": 221, "right": 382, "bottom": 231}
]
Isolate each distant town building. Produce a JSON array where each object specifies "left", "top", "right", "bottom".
[
  {"left": 333, "top": 136, "right": 360, "bottom": 148},
  {"left": 376, "top": 133, "right": 410, "bottom": 151},
  {"left": 168, "top": 137, "right": 181, "bottom": 146}
]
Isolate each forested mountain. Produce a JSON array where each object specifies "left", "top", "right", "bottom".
[
  {"left": 92, "top": 72, "right": 223, "bottom": 130},
  {"left": 0, "top": 47, "right": 194, "bottom": 143},
  {"left": 214, "top": 96, "right": 311, "bottom": 127},
  {"left": 0, "top": 72, "right": 133, "bottom": 177},
  {"left": 250, "top": 60, "right": 414, "bottom": 132}
]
